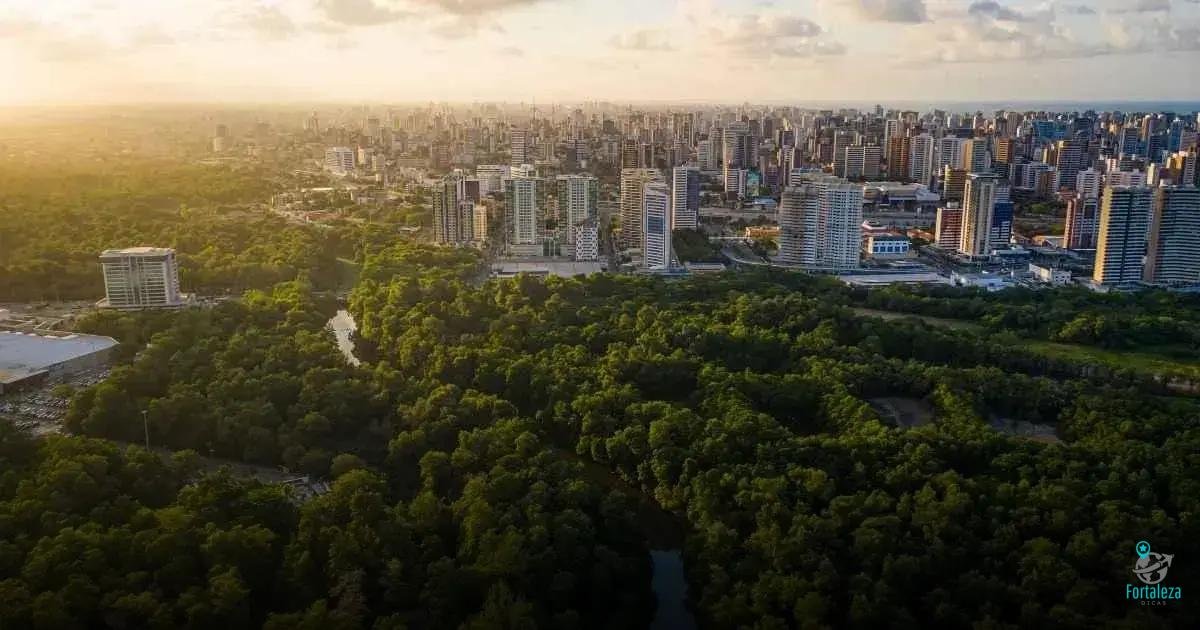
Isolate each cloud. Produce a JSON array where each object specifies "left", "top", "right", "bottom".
[
  {"left": 497, "top": 45, "right": 524, "bottom": 56},
  {"left": 967, "top": 1, "right": 1030, "bottom": 22},
  {"left": 609, "top": 29, "right": 674, "bottom": 51},
  {"left": 317, "top": 0, "right": 412, "bottom": 26},
  {"left": 828, "top": 0, "right": 928, "bottom": 23},
  {"left": 711, "top": 14, "right": 845, "bottom": 58},
  {"left": 1108, "top": 0, "right": 1171, "bottom": 13},
  {"left": 1061, "top": 4, "right": 1097, "bottom": 15},
  {"left": 240, "top": 5, "right": 298, "bottom": 40},
  {"left": 412, "top": 0, "right": 551, "bottom": 15}
]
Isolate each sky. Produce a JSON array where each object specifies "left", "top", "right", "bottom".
[{"left": 1, "top": 0, "right": 1199, "bottom": 106}]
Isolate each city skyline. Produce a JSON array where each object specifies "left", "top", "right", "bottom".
[{"left": 3, "top": 0, "right": 1200, "bottom": 106}]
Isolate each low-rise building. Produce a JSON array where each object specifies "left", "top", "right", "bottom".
[{"left": 1029, "top": 263, "right": 1072, "bottom": 286}]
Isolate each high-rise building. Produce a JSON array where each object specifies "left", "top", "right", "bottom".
[
  {"left": 671, "top": 166, "right": 701, "bottom": 231},
  {"left": 884, "top": 119, "right": 902, "bottom": 149},
  {"left": 937, "top": 137, "right": 966, "bottom": 171},
  {"left": 778, "top": 173, "right": 862, "bottom": 269},
  {"left": 476, "top": 165, "right": 509, "bottom": 197},
  {"left": 1075, "top": 168, "right": 1101, "bottom": 199},
  {"left": 619, "top": 168, "right": 664, "bottom": 250},
  {"left": 908, "top": 134, "right": 935, "bottom": 186},
  {"left": 1108, "top": 170, "right": 1149, "bottom": 187},
  {"left": 642, "top": 183, "right": 672, "bottom": 269},
  {"left": 505, "top": 175, "right": 545, "bottom": 250},
  {"left": 1145, "top": 186, "right": 1200, "bottom": 285},
  {"left": 995, "top": 138, "right": 1014, "bottom": 165},
  {"left": 573, "top": 221, "right": 600, "bottom": 262},
  {"left": 473, "top": 204, "right": 490, "bottom": 243},
  {"left": 1064, "top": 194, "right": 1100, "bottom": 250},
  {"left": 887, "top": 136, "right": 910, "bottom": 181},
  {"left": 510, "top": 127, "right": 532, "bottom": 167},
  {"left": 724, "top": 168, "right": 748, "bottom": 199},
  {"left": 723, "top": 122, "right": 752, "bottom": 169},
  {"left": 943, "top": 167, "right": 968, "bottom": 202},
  {"left": 324, "top": 147, "right": 355, "bottom": 174},
  {"left": 935, "top": 204, "right": 963, "bottom": 250},
  {"left": 697, "top": 139, "right": 719, "bottom": 171},
  {"left": 1165, "top": 150, "right": 1198, "bottom": 187},
  {"left": 621, "top": 139, "right": 640, "bottom": 169},
  {"left": 99, "top": 248, "right": 186, "bottom": 310},
  {"left": 433, "top": 174, "right": 474, "bottom": 245},
  {"left": 1054, "top": 138, "right": 1087, "bottom": 190},
  {"left": 990, "top": 200, "right": 1014, "bottom": 249},
  {"left": 844, "top": 145, "right": 881, "bottom": 180},
  {"left": 779, "top": 184, "right": 820, "bottom": 265},
  {"left": 557, "top": 175, "right": 599, "bottom": 251},
  {"left": 1094, "top": 186, "right": 1153, "bottom": 286},
  {"left": 963, "top": 138, "right": 991, "bottom": 173},
  {"left": 960, "top": 173, "right": 1000, "bottom": 257}
]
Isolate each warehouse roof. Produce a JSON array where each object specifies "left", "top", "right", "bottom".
[{"left": 0, "top": 331, "right": 118, "bottom": 384}]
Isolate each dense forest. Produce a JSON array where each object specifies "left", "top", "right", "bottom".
[
  {"left": 0, "top": 160, "right": 349, "bottom": 300},
  {"left": 48, "top": 239, "right": 1199, "bottom": 628}
]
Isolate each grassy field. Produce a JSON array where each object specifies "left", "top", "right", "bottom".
[{"left": 850, "top": 307, "right": 983, "bottom": 331}]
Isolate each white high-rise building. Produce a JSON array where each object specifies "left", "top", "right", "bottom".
[
  {"left": 844, "top": 145, "right": 881, "bottom": 179},
  {"left": 476, "top": 165, "right": 509, "bottom": 196},
  {"left": 724, "top": 168, "right": 748, "bottom": 199},
  {"left": 574, "top": 221, "right": 600, "bottom": 262},
  {"left": 671, "top": 166, "right": 701, "bottom": 230},
  {"left": 99, "top": 248, "right": 186, "bottom": 310},
  {"left": 908, "top": 134, "right": 935, "bottom": 186},
  {"left": 619, "top": 168, "right": 664, "bottom": 250},
  {"left": 473, "top": 204, "right": 489, "bottom": 243},
  {"left": 1075, "top": 168, "right": 1101, "bottom": 199},
  {"left": 505, "top": 175, "right": 543, "bottom": 249},
  {"left": 1108, "top": 170, "right": 1148, "bottom": 187},
  {"left": 778, "top": 173, "right": 862, "bottom": 269},
  {"left": 1094, "top": 186, "right": 1153, "bottom": 286},
  {"left": 960, "top": 173, "right": 1000, "bottom": 257},
  {"left": 510, "top": 127, "right": 531, "bottom": 167},
  {"left": 557, "top": 175, "right": 598, "bottom": 253},
  {"left": 642, "top": 182, "right": 672, "bottom": 269},
  {"left": 324, "top": 147, "right": 355, "bottom": 175},
  {"left": 1145, "top": 186, "right": 1200, "bottom": 285},
  {"left": 937, "top": 137, "right": 966, "bottom": 172},
  {"left": 697, "top": 139, "right": 719, "bottom": 171}
]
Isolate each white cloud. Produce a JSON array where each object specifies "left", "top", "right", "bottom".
[
  {"left": 825, "top": 0, "right": 928, "bottom": 23},
  {"left": 609, "top": 29, "right": 674, "bottom": 51}
]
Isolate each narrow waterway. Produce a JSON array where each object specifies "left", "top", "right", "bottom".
[
  {"left": 327, "top": 309, "right": 361, "bottom": 366},
  {"left": 651, "top": 549, "right": 697, "bottom": 630}
]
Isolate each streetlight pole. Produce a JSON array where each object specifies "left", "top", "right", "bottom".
[{"left": 142, "top": 410, "right": 150, "bottom": 450}]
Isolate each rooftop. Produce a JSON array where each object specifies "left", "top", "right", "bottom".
[
  {"left": 0, "top": 331, "right": 118, "bottom": 384},
  {"left": 100, "top": 247, "right": 175, "bottom": 256}
]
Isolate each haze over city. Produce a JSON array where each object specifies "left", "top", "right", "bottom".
[{"left": 3, "top": 0, "right": 1200, "bottom": 105}]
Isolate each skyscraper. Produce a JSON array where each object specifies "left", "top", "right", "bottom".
[
  {"left": 943, "top": 167, "right": 967, "bottom": 202},
  {"left": 510, "top": 127, "right": 532, "bottom": 167},
  {"left": 433, "top": 174, "right": 474, "bottom": 245},
  {"left": 960, "top": 173, "right": 1000, "bottom": 257},
  {"left": 937, "top": 137, "right": 966, "bottom": 172},
  {"left": 962, "top": 138, "right": 990, "bottom": 173},
  {"left": 557, "top": 175, "right": 599, "bottom": 253},
  {"left": 671, "top": 166, "right": 701, "bottom": 231},
  {"left": 723, "top": 121, "right": 752, "bottom": 169},
  {"left": 324, "top": 147, "right": 355, "bottom": 174},
  {"left": 619, "top": 168, "right": 664, "bottom": 250},
  {"left": 935, "top": 204, "right": 963, "bottom": 250},
  {"left": 505, "top": 174, "right": 545, "bottom": 252},
  {"left": 1054, "top": 138, "right": 1087, "bottom": 191},
  {"left": 99, "top": 248, "right": 186, "bottom": 310},
  {"left": 642, "top": 182, "right": 672, "bottom": 269},
  {"left": 1145, "top": 186, "right": 1200, "bottom": 285},
  {"left": 886, "top": 136, "right": 910, "bottom": 181},
  {"left": 908, "top": 134, "right": 935, "bottom": 186},
  {"left": 1094, "top": 186, "right": 1153, "bottom": 286},
  {"left": 844, "top": 145, "right": 881, "bottom": 180},
  {"left": 1064, "top": 194, "right": 1100, "bottom": 250},
  {"left": 1075, "top": 168, "right": 1101, "bottom": 199},
  {"left": 778, "top": 173, "right": 862, "bottom": 269}
]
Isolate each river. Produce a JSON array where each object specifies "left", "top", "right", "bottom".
[
  {"left": 327, "top": 309, "right": 361, "bottom": 366},
  {"left": 651, "top": 549, "right": 696, "bottom": 629}
]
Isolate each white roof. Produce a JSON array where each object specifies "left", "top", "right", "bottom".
[
  {"left": 101, "top": 247, "right": 174, "bottom": 256},
  {"left": 0, "top": 331, "right": 118, "bottom": 382}
]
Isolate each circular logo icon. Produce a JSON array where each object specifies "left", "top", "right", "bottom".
[{"left": 1132, "top": 542, "right": 1174, "bottom": 586}]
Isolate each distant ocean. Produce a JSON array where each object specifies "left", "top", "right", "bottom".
[{"left": 784, "top": 100, "right": 1200, "bottom": 114}]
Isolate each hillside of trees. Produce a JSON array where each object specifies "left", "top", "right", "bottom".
[
  {"left": 0, "top": 160, "right": 350, "bottom": 301},
  {"left": 43, "top": 245, "right": 1198, "bottom": 628}
]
